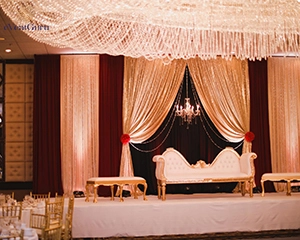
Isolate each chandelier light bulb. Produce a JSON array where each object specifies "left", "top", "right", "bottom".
[
  {"left": 175, "top": 67, "right": 201, "bottom": 128},
  {"left": 175, "top": 98, "right": 200, "bottom": 128}
]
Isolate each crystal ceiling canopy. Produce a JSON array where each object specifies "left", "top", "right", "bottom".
[{"left": 0, "top": 0, "right": 299, "bottom": 61}]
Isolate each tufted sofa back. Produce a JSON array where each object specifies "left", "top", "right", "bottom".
[
  {"left": 161, "top": 147, "right": 242, "bottom": 178},
  {"left": 210, "top": 149, "right": 241, "bottom": 173},
  {"left": 163, "top": 149, "right": 192, "bottom": 177}
]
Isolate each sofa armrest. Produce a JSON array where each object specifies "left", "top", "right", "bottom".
[
  {"left": 153, "top": 155, "right": 166, "bottom": 180},
  {"left": 240, "top": 152, "right": 257, "bottom": 176}
]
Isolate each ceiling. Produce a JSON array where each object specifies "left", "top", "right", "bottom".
[{"left": 0, "top": 7, "right": 95, "bottom": 60}]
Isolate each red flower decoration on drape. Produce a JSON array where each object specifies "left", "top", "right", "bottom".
[
  {"left": 244, "top": 131, "right": 255, "bottom": 142},
  {"left": 120, "top": 134, "right": 131, "bottom": 144}
]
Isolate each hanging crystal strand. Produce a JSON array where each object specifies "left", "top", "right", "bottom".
[
  {"left": 235, "top": 32, "right": 239, "bottom": 59},
  {"left": 200, "top": 30, "right": 204, "bottom": 60},
  {"left": 190, "top": 73, "right": 200, "bottom": 125},
  {"left": 285, "top": 33, "right": 290, "bottom": 53},
  {"left": 218, "top": 31, "right": 222, "bottom": 58},
  {"left": 205, "top": 30, "right": 210, "bottom": 60},
  {"left": 292, "top": 33, "right": 300, "bottom": 56},
  {"left": 287, "top": 32, "right": 292, "bottom": 53},
  {"left": 262, "top": 33, "right": 266, "bottom": 60},
  {"left": 255, "top": 33, "right": 259, "bottom": 61},
  {"left": 247, "top": 33, "right": 252, "bottom": 60},
  {"left": 225, "top": 32, "right": 230, "bottom": 60},
  {"left": 222, "top": 32, "right": 227, "bottom": 60}
]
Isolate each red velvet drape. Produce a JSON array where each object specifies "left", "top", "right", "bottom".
[
  {"left": 248, "top": 59, "right": 275, "bottom": 192},
  {"left": 98, "top": 54, "right": 124, "bottom": 196},
  {"left": 33, "top": 55, "right": 63, "bottom": 195},
  {"left": 33, "top": 54, "right": 124, "bottom": 196}
]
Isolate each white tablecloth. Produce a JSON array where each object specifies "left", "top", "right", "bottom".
[
  {"left": 1, "top": 197, "right": 68, "bottom": 239},
  {"left": 0, "top": 229, "right": 38, "bottom": 240},
  {"left": 22, "top": 228, "right": 39, "bottom": 240},
  {"left": 0, "top": 203, "right": 42, "bottom": 240}
]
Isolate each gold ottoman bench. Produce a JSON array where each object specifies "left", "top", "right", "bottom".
[
  {"left": 261, "top": 172, "right": 300, "bottom": 196},
  {"left": 85, "top": 176, "right": 148, "bottom": 203}
]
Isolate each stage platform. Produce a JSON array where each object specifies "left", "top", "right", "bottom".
[{"left": 71, "top": 192, "right": 300, "bottom": 239}]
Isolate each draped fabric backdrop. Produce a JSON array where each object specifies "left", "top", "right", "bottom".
[
  {"left": 123, "top": 56, "right": 253, "bottom": 193},
  {"left": 187, "top": 57, "right": 251, "bottom": 153},
  {"left": 120, "top": 57, "right": 186, "bottom": 186},
  {"left": 33, "top": 54, "right": 276, "bottom": 195},
  {"left": 268, "top": 57, "right": 300, "bottom": 191},
  {"left": 33, "top": 55, "right": 63, "bottom": 195},
  {"left": 60, "top": 55, "right": 99, "bottom": 194}
]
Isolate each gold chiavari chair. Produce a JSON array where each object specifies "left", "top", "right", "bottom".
[
  {"left": 1, "top": 202, "right": 22, "bottom": 221},
  {"left": 45, "top": 195, "right": 65, "bottom": 227},
  {"left": 7, "top": 192, "right": 15, "bottom": 200},
  {"left": 44, "top": 224, "right": 62, "bottom": 240},
  {"left": 0, "top": 192, "right": 15, "bottom": 206},
  {"left": 61, "top": 195, "right": 74, "bottom": 240},
  {"left": 30, "top": 211, "right": 48, "bottom": 239},
  {"left": 30, "top": 194, "right": 65, "bottom": 240},
  {"left": 30, "top": 211, "right": 63, "bottom": 240},
  {"left": 0, "top": 195, "right": 5, "bottom": 206},
  {"left": 0, "top": 202, "right": 23, "bottom": 239},
  {"left": 30, "top": 192, "right": 51, "bottom": 200},
  {"left": 62, "top": 215, "right": 71, "bottom": 240}
]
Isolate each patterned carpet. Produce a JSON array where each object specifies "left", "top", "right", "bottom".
[{"left": 76, "top": 229, "right": 300, "bottom": 240}]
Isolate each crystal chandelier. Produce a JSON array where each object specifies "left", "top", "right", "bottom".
[
  {"left": 175, "top": 68, "right": 200, "bottom": 128},
  {"left": 0, "top": 1, "right": 300, "bottom": 61}
]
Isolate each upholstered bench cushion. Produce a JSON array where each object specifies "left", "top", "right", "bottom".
[
  {"left": 85, "top": 176, "right": 147, "bottom": 203},
  {"left": 261, "top": 172, "right": 300, "bottom": 196},
  {"left": 165, "top": 172, "right": 249, "bottom": 182},
  {"left": 87, "top": 176, "right": 145, "bottom": 183},
  {"left": 261, "top": 173, "right": 300, "bottom": 181}
]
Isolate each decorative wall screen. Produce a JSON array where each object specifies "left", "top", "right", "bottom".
[{"left": 4, "top": 64, "right": 34, "bottom": 182}]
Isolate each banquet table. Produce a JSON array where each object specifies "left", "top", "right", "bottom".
[
  {"left": 0, "top": 232, "right": 38, "bottom": 240},
  {"left": 1, "top": 196, "right": 69, "bottom": 240},
  {"left": 0, "top": 223, "right": 38, "bottom": 240},
  {"left": 0, "top": 197, "right": 64, "bottom": 240},
  {"left": 21, "top": 197, "right": 69, "bottom": 230}
]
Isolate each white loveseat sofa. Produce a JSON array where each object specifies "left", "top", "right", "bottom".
[{"left": 152, "top": 147, "right": 257, "bottom": 200}]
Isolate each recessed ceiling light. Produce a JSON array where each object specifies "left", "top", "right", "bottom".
[{"left": 5, "top": 48, "right": 12, "bottom": 53}]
